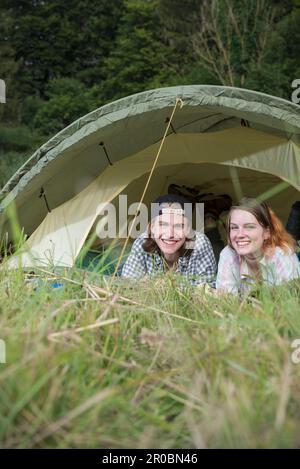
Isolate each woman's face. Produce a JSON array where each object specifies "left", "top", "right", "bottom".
[
  {"left": 151, "top": 205, "right": 189, "bottom": 259},
  {"left": 229, "top": 209, "right": 270, "bottom": 259}
]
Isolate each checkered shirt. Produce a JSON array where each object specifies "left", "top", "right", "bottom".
[{"left": 121, "top": 232, "right": 216, "bottom": 286}]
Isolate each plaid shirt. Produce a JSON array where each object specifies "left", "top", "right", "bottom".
[
  {"left": 121, "top": 232, "right": 216, "bottom": 286},
  {"left": 216, "top": 245, "right": 300, "bottom": 294}
]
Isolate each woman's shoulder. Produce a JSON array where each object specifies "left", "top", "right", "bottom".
[
  {"left": 265, "top": 246, "right": 300, "bottom": 270},
  {"left": 268, "top": 245, "right": 296, "bottom": 259},
  {"left": 219, "top": 245, "right": 239, "bottom": 260}
]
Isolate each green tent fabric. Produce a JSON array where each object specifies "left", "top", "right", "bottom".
[{"left": 1, "top": 85, "right": 300, "bottom": 267}]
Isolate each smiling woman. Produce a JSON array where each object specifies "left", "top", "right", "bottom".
[
  {"left": 216, "top": 197, "right": 300, "bottom": 294},
  {"left": 121, "top": 194, "right": 216, "bottom": 286}
]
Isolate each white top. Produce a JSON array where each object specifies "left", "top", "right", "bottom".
[{"left": 216, "top": 245, "right": 300, "bottom": 294}]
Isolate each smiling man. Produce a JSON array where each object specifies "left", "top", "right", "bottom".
[{"left": 121, "top": 194, "right": 217, "bottom": 286}]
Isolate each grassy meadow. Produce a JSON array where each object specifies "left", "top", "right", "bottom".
[{"left": 1, "top": 262, "right": 300, "bottom": 449}]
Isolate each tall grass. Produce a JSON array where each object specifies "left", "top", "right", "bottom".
[{"left": 0, "top": 261, "right": 300, "bottom": 448}]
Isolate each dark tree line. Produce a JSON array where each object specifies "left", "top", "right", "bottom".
[{"left": 0, "top": 0, "right": 299, "bottom": 187}]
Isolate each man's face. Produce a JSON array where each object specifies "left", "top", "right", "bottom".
[{"left": 151, "top": 206, "right": 189, "bottom": 258}]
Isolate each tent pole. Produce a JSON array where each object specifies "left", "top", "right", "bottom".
[{"left": 110, "top": 98, "right": 184, "bottom": 285}]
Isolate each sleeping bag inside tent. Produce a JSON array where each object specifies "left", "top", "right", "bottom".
[{"left": 0, "top": 85, "right": 300, "bottom": 270}]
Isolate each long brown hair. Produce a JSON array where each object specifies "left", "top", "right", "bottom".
[{"left": 226, "top": 197, "right": 296, "bottom": 254}]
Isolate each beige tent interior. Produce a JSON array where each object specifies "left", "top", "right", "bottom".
[{"left": 0, "top": 85, "right": 300, "bottom": 270}]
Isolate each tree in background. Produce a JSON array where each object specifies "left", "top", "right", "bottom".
[
  {"left": 158, "top": 0, "right": 299, "bottom": 94},
  {"left": 98, "top": 0, "right": 177, "bottom": 102},
  {"left": 0, "top": 7, "right": 20, "bottom": 122},
  {"left": 0, "top": 0, "right": 299, "bottom": 188},
  {"left": 245, "top": 0, "right": 300, "bottom": 96},
  {"left": 190, "top": 0, "right": 279, "bottom": 87},
  {"left": 157, "top": 0, "right": 201, "bottom": 82},
  {"left": 0, "top": 0, "right": 125, "bottom": 185},
  {"left": 32, "top": 78, "right": 93, "bottom": 135},
  {"left": 157, "top": 0, "right": 222, "bottom": 85},
  {"left": 0, "top": 0, "right": 124, "bottom": 122}
]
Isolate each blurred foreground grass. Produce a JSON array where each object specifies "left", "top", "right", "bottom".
[{"left": 1, "top": 265, "right": 300, "bottom": 448}]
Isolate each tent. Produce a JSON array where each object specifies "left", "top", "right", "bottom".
[{"left": 1, "top": 85, "right": 300, "bottom": 268}]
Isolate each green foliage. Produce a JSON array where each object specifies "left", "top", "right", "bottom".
[
  {"left": 2, "top": 0, "right": 124, "bottom": 98},
  {"left": 0, "top": 6, "right": 20, "bottom": 123},
  {"left": 99, "top": 0, "right": 176, "bottom": 102},
  {"left": 32, "top": 78, "right": 94, "bottom": 135},
  {"left": 0, "top": 125, "right": 43, "bottom": 188},
  {"left": 0, "top": 151, "right": 29, "bottom": 189},
  {"left": 0, "top": 125, "right": 34, "bottom": 152},
  {"left": 0, "top": 0, "right": 299, "bottom": 188},
  {"left": 0, "top": 0, "right": 300, "bottom": 448},
  {"left": 245, "top": 7, "right": 300, "bottom": 97},
  {"left": 21, "top": 96, "right": 44, "bottom": 127}
]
